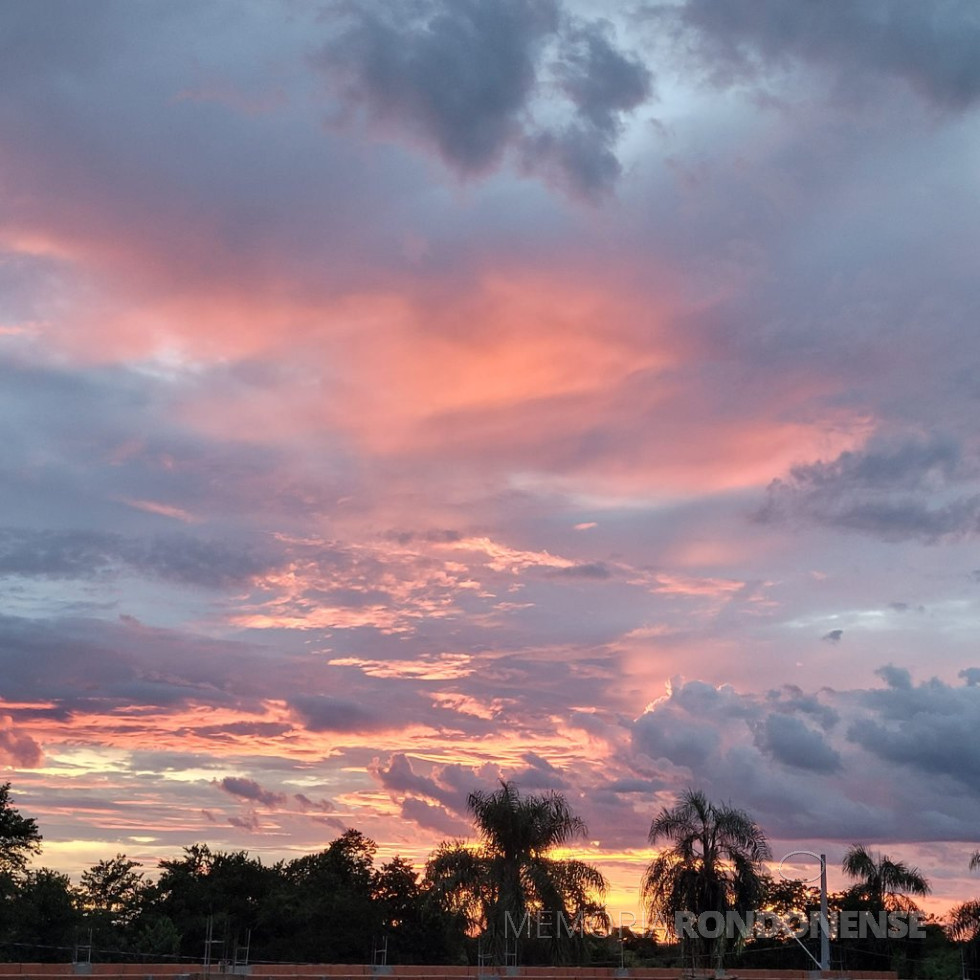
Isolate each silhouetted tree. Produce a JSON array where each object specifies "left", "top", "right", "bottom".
[
  {"left": 838, "top": 844, "right": 930, "bottom": 974},
  {"left": 153, "top": 844, "right": 278, "bottom": 961},
  {"left": 948, "top": 851, "right": 980, "bottom": 943},
  {"left": 842, "top": 844, "right": 930, "bottom": 912},
  {"left": 0, "top": 783, "right": 42, "bottom": 877},
  {"left": 642, "top": 788, "right": 771, "bottom": 972},
  {"left": 261, "top": 829, "right": 379, "bottom": 963},
  {"left": 4, "top": 869, "right": 80, "bottom": 961},
  {"left": 427, "top": 781, "right": 606, "bottom": 965},
  {"left": 79, "top": 854, "right": 147, "bottom": 926}
]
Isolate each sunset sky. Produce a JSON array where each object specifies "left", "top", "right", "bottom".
[{"left": 3, "top": 0, "right": 980, "bottom": 921}]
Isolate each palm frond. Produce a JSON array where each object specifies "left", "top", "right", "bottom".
[{"left": 949, "top": 899, "right": 980, "bottom": 941}]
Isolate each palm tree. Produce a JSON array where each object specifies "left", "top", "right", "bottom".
[
  {"left": 426, "top": 781, "right": 606, "bottom": 964},
  {"left": 841, "top": 844, "right": 930, "bottom": 912},
  {"left": 947, "top": 851, "right": 980, "bottom": 942},
  {"left": 642, "top": 788, "right": 771, "bottom": 972},
  {"left": 949, "top": 900, "right": 980, "bottom": 942}
]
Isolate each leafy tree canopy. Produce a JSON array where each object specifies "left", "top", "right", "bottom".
[{"left": 0, "top": 782, "right": 42, "bottom": 877}]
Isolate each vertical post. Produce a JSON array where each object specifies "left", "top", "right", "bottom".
[
  {"left": 204, "top": 915, "right": 213, "bottom": 976},
  {"left": 819, "top": 854, "right": 830, "bottom": 973}
]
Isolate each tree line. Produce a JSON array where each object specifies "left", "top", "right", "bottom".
[{"left": 1, "top": 781, "right": 979, "bottom": 977}]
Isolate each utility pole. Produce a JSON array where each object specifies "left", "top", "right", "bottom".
[
  {"left": 819, "top": 854, "right": 830, "bottom": 973},
  {"left": 779, "top": 849, "right": 831, "bottom": 973}
]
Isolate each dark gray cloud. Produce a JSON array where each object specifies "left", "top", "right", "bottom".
[
  {"left": 802, "top": 438, "right": 961, "bottom": 490},
  {"left": 604, "top": 777, "right": 658, "bottom": 794},
  {"left": 658, "top": 0, "right": 980, "bottom": 110},
  {"left": 671, "top": 679, "right": 755, "bottom": 720},
  {"left": 316, "top": 0, "right": 651, "bottom": 196},
  {"left": 383, "top": 528, "right": 463, "bottom": 546},
  {"left": 629, "top": 674, "right": 980, "bottom": 841},
  {"left": 756, "top": 437, "right": 980, "bottom": 542},
  {"left": 556, "top": 21, "right": 652, "bottom": 132},
  {"left": 0, "top": 527, "right": 277, "bottom": 588},
  {"left": 217, "top": 776, "right": 286, "bottom": 808},
  {"left": 289, "top": 694, "right": 387, "bottom": 733},
  {"left": 547, "top": 561, "right": 611, "bottom": 579},
  {"left": 189, "top": 721, "right": 292, "bottom": 740},
  {"left": 126, "top": 534, "right": 277, "bottom": 588},
  {"left": 822, "top": 629, "right": 843, "bottom": 644},
  {"left": 764, "top": 687, "right": 839, "bottom": 730},
  {"left": 521, "top": 19, "right": 652, "bottom": 197},
  {"left": 319, "top": 0, "right": 559, "bottom": 171},
  {"left": 848, "top": 668, "right": 980, "bottom": 786},
  {"left": 888, "top": 601, "right": 923, "bottom": 614},
  {"left": 876, "top": 664, "right": 913, "bottom": 690},
  {"left": 507, "top": 751, "right": 569, "bottom": 789},
  {"left": 400, "top": 796, "right": 470, "bottom": 837},
  {"left": 633, "top": 706, "right": 720, "bottom": 769},
  {"left": 372, "top": 753, "right": 502, "bottom": 830},
  {"left": 757, "top": 712, "right": 841, "bottom": 773},
  {"left": 293, "top": 793, "right": 334, "bottom": 813},
  {"left": 374, "top": 752, "right": 468, "bottom": 813},
  {"left": 228, "top": 811, "right": 261, "bottom": 831},
  {"left": 0, "top": 612, "right": 270, "bottom": 713},
  {"left": 0, "top": 528, "right": 117, "bottom": 580},
  {"left": 835, "top": 497, "right": 980, "bottom": 541}
]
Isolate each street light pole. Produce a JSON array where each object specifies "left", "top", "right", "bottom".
[{"left": 820, "top": 854, "right": 830, "bottom": 973}]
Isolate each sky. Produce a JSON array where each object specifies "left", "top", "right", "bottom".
[{"left": 3, "top": 0, "right": 980, "bottom": 922}]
